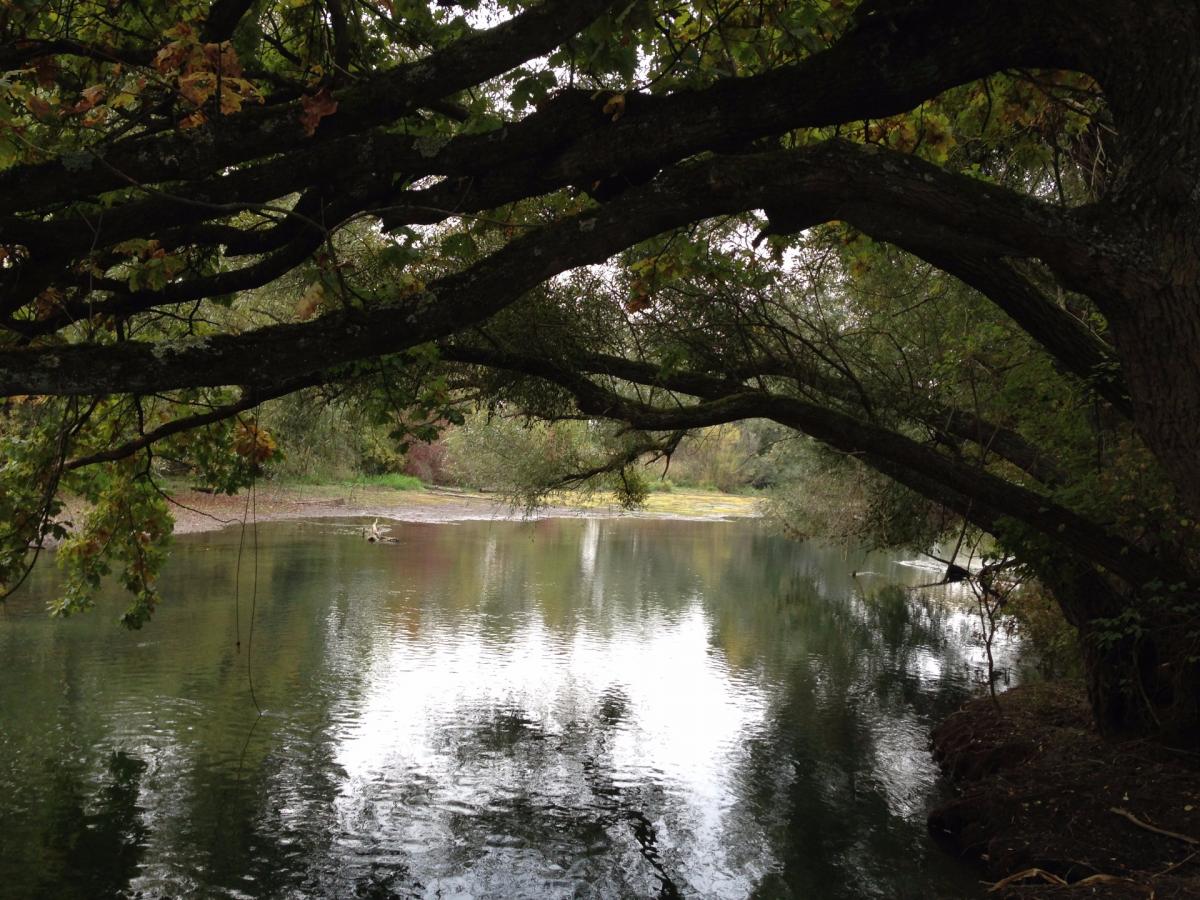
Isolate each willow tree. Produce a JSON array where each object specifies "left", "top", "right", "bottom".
[{"left": 1, "top": 0, "right": 1199, "bottom": 736}]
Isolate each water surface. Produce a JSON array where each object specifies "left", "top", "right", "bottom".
[{"left": 0, "top": 518, "right": 1013, "bottom": 899}]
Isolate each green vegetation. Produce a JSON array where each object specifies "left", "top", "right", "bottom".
[
  {"left": 2, "top": 0, "right": 1200, "bottom": 740},
  {"left": 439, "top": 410, "right": 771, "bottom": 505},
  {"left": 281, "top": 472, "right": 424, "bottom": 491},
  {"left": 333, "top": 473, "right": 423, "bottom": 491}
]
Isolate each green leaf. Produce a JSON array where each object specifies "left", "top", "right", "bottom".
[{"left": 440, "top": 233, "right": 478, "bottom": 260}]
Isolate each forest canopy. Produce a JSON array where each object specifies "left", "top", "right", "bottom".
[{"left": 2, "top": 0, "right": 1200, "bottom": 738}]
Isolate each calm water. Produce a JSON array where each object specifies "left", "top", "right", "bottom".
[{"left": 0, "top": 517, "right": 1014, "bottom": 899}]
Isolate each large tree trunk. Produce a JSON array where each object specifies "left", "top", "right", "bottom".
[
  {"left": 1075, "top": 626, "right": 1159, "bottom": 738},
  {"left": 1041, "top": 559, "right": 1200, "bottom": 739},
  {"left": 1108, "top": 282, "right": 1200, "bottom": 522},
  {"left": 1090, "top": 0, "right": 1200, "bottom": 519},
  {"left": 1041, "top": 562, "right": 1154, "bottom": 736}
]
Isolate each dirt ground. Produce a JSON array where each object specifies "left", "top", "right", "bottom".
[
  {"left": 163, "top": 483, "right": 763, "bottom": 534},
  {"left": 929, "top": 683, "right": 1200, "bottom": 898}
]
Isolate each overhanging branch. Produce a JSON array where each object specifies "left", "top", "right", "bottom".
[
  {"left": 62, "top": 376, "right": 322, "bottom": 471},
  {"left": 435, "top": 344, "right": 1174, "bottom": 589},
  {"left": 0, "top": 0, "right": 617, "bottom": 216},
  {"left": 0, "top": 145, "right": 1100, "bottom": 394}
]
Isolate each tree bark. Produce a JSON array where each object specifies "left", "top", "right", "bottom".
[{"left": 1107, "top": 279, "right": 1200, "bottom": 520}]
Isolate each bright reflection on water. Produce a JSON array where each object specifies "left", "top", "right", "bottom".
[{"left": 0, "top": 518, "right": 1018, "bottom": 899}]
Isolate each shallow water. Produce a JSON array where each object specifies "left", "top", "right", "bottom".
[{"left": 0, "top": 518, "right": 1017, "bottom": 899}]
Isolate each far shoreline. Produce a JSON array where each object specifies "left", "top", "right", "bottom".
[{"left": 163, "top": 482, "right": 764, "bottom": 536}]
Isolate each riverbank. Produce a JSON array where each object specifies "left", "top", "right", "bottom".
[
  {"left": 164, "top": 482, "right": 762, "bottom": 534},
  {"left": 929, "top": 682, "right": 1200, "bottom": 898}
]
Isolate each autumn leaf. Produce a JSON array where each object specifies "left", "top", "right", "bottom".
[
  {"left": 26, "top": 95, "right": 57, "bottom": 122},
  {"left": 113, "top": 239, "right": 160, "bottom": 259},
  {"left": 30, "top": 55, "right": 58, "bottom": 88},
  {"left": 178, "top": 71, "right": 217, "bottom": 106},
  {"left": 179, "top": 110, "right": 208, "bottom": 129},
  {"left": 154, "top": 41, "right": 189, "bottom": 74},
  {"left": 295, "top": 281, "right": 326, "bottom": 320},
  {"left": 233, "top": 423, "right": 277, "bottom": 465},
  {"left": 162, "top": 22, "right": 196, "bottom": 41},
  {"left": 33, "top": 288, "right": 64, "bottom": 321},
  {"left": 111, "top": 91, "right": 139, "bottom": 111},
  {"left": 71, "top": 85, "right": 106, "bottom": 114},
  {"left": 625, "top": 293, "right": 651, "bottom": 313},
  {"left": 203, "top": 41, "right": 243, "bottom": 77},
  {"left": 602, "top": 92, "right": 626, "bottom": 122},
  {"left": 299, "top": 87, "right": 337, "bottom": 136},
  {"left": 219, "top": 78, "right": 262, "bottom": 114}
]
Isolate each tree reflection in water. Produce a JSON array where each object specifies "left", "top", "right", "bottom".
[{"left": 0, "top": 519, "right": 1019, "bottom": 898}]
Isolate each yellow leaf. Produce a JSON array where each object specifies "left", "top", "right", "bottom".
[
  {"left": 219, "top": 89, "right": 243, "bottom": 115},
  {"left": 179, "top": 71, "right": 216, "bottom": 106},
  {"left": 111, "top": 91, "right": 138, "bottom": 110},
  {"left": 233, "top": 423, "right": 277, "bottom": 464},
  {"left": 602, "top": 93, "right": 625, "bottom": 122},
  {"left": 295, "top": 281, "right": 325, "bottom": 320}
]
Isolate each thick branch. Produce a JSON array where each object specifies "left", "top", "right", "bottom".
[
  {"left": 846, "top": 222, "right": 1132, "bottom": 413},
  {"left": 437, "top": 345, "right": 1173, "bottom": 588},
  {"left": 200, "top": 0, "right": 258, "bottom": 42},
  {"left": 441, "top": 344, "right": 1065, "bottom": 488},
  {"left": 0, "top": 39, "right": 155, "bottom": 70},
  {"left": 0, "top": 146, "right": 1096, "bottom": 394},
  {"left": 16, "top": 229, "right": 330, "bottom": 338},
  {"left": 0, "top": 0, "right": 616, "bottom": 215}
]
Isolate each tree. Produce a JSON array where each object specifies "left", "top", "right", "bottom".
[{"left": 1, "top": 0, "right": 1198, "bottom": 736}]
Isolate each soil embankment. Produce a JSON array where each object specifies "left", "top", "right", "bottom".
[{"left": 929, "top": 683, "right": 1200, "bottom": 898}]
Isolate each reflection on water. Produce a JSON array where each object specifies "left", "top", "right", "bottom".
[{"left": 0, "top": 518, "right": 1015, "bottom": 899}]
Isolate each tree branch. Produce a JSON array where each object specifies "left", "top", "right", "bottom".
[
  {"left": 200, "top": 0, "right": 259, "bottom": 42},
  {"left": 0, "top": 145, "right": 1098, "bottom": 393},
  {"left": 0, "top": 0, "right": 617, "bottom": 215},
  {"left": 62, "top": 376, "right": 321, "bottom": 471},
  {"left": 435, "top": 344, "right": 1176, "bottom": 589}
]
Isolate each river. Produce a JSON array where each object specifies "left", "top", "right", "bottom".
[{"left": 0, "top": 517, "right": 1020, "bottom": 899}]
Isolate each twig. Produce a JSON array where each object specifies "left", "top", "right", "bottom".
[
  {"left": 146, "top": 476, "right": 239, "bottom": 527},
  {"left": 64, "top": 378, "right": 316, "bottom": 470},
  {"left": 1155, "top": 849, "right": 1200, "bottom": 878},
  {"left": 988, "top": 867, "right": 1067, "bottom": 892},
  {"left": 1111, "top": 807, "right": 1200, "bottom": 846},
  {"left": 1074, "top": 873, "right": 1152, "bottom": 893},
  {"left": 989, "top": 867, "right": 1150, "bottom": 893}
]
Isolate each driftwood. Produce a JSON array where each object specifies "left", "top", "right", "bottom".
[{"left": 362, "top": 519, "right": 403, "bottom": 544}]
